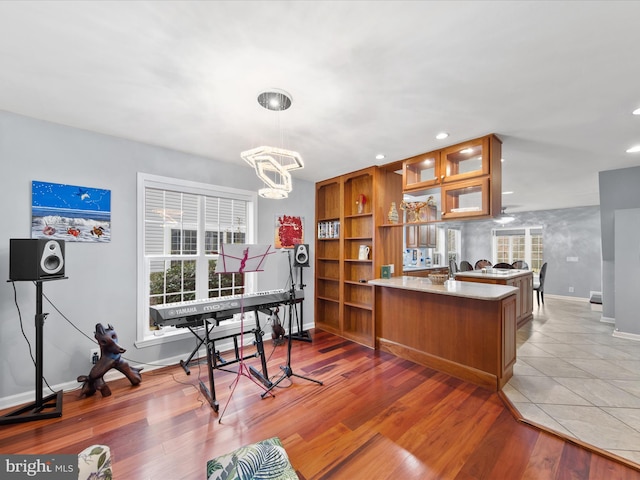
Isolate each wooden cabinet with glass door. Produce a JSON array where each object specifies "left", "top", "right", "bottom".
[
  {"left": 401, "top": 134, "right": 502, "bottom": 221},
  {"left": 403, "top": 150, "right": 441, "bottom": 191}
]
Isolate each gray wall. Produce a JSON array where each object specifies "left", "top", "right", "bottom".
[
  {"left": 0, "top": 110, "right": 315, "bottom": 406},
  {"left": 614, "top": 208, "right": 640, "bottom": 335},
  {"left": 460, "top": 206, "right": 602, "bottom": 299},
  {"left": 599, "top": 166, "right": 640, "bottom": 326}
]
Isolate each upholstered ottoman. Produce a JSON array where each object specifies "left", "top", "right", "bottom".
[
  {"left": 206, "top": 437, "right": 298, "bottom": 480},
  {"left": 78, "top": 445, "right": 112, "bottom": 480}
]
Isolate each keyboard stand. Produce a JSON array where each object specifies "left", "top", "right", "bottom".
[{"left": 179, "top": 324, "right": 211, "bottom": 375}]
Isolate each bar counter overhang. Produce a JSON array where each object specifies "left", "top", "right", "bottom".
[{"left": 369, "top": 276, "right": 518, "bottom": 391}]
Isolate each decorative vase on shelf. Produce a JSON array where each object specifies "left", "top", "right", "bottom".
[{"left": 388, "top": 202, "right": 399, "bottom": 224}]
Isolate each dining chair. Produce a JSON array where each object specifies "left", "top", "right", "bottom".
[
  {"left": 474, "top": 259, "right": 492, "bottom": 270},
  {"left": 449, "top": 259, "right": 459, "bottom": 276},
  {"left": 512, "top": 260, "right": 529, "bottom": 269},
  {"left": 533, "top": 262, "right": 548, "bottom": 306},
  {"left": 493, "top": 262, "right": 514, "bottom": 269},
  {"left": 459, "top": 260, "right": 473, "bottom": 272}
]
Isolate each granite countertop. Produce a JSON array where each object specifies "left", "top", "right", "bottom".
[
  {"left": 369, "top": 276, "right": 518, "bottom": 301},
  {"left": 454, "top": 268, "right": 532, "bottom": 280},
  {"left": 402, "top": 265, "right": 447, "bottom": 272}
]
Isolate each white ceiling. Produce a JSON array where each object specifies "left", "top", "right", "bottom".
[{"left": 1, "top": 1, "right": 640, "bottom": 212}]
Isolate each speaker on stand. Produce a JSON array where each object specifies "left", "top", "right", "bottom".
[
  {"left": 2, "top": 239, "right": 67, "bottom": 425},
  {"left": 290, "top": 244, "right": 312, "bottom": 342}
]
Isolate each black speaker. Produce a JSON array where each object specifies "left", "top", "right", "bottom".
[
  {"left": 9, "top": 238, "right": 65, "bottom": 281},
  {"left": 293, "top": 243, "right": 309, "bottom": 267}
]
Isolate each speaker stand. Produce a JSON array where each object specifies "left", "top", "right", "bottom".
[
  {"left": 0, "top": 280, "right": 63, "bottom": 425},
  {"left": 289, "top": 266, "right": 312, "bottom": 342}
]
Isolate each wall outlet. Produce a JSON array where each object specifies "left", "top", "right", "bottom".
[
  {"left": 569, "top": 286, "right": 575, "bottom": 293},
  {"left": 90, "top": 348, "right": 100, "bottom": 364}
]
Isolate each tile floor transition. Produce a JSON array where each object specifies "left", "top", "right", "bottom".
[{"left": 503, "top": 296, "right": 640, "bottom": 465}]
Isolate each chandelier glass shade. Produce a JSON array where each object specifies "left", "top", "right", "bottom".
[
  {"left": 242, "top": 89, "right": 303, "bottom": 199},
  {"left": 240, "top": 145, "right": 304, "bottom": 199}
]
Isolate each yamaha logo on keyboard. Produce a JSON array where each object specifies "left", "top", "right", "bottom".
[{"left": 170, "top": 306, "right": 198, "bottom": 316}]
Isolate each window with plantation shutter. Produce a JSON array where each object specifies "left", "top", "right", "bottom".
[
  {"left": 492, "top": 226, "right": 544, "bottom": 272},
  {"left": 137, "top": 173, "right": 257, "bottom": 344}
]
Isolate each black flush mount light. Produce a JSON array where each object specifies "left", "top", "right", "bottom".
[{"left": 257, "top": 89, "right": 292, "bottom": 111}]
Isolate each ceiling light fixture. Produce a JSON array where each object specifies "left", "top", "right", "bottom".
[
  {"left": 436, "top": 132, "right": 449, "bottom": 140},
  {"left": 633, "top": 108, "right": 640, "bottom": 115},
  {"left": 626, "top": 145, "right": 640, "bottom": 153},
  {"left": 494, "top": 207, "right": 515, "bottom": 225},
  {"left": 375, "top": 153, "right": 385, "bottom": 160},
  {"left": 241, "top": 89, "right": 303, "bottom": 199}
]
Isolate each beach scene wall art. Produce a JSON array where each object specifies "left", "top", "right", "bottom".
[{"left": 31, "top": 180, "right": 111, "bottom": 243}]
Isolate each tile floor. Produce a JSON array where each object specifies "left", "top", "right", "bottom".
[{"left": 503, "top": 296, "right": 640, "bottom": 465}]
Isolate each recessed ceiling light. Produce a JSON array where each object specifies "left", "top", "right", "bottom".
[
  {"left": 375, "top": 153, "right": 385, "bottom": 160},
  {"left": 501, "top": 158, "right": 505, "bottom": 162},
  {"left": 502, "top": 191, "right": 514, "bottom": 195},
  {"left": 633, "top": 108, "right": 640, "bottom": 115},
  {"left": 435, "top": 132, "right": 449, "bottom": 140},
  {"left": 626, "top": 145, "right": 640, "bottom": 153}
]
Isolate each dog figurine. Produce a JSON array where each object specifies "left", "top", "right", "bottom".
[{"left": 77, "top": 323, "right": 143, "bottom": 397}]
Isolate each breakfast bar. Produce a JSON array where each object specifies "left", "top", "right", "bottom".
[{"left": 369, "top": 276, "right": 518, "bottom": 391}]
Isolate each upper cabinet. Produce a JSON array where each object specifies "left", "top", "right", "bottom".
[
  {"left": 441, "top": 136, "right": 491, "bottom": 183},
  {"left": 402, "top": 134, "right": 502, "bottom": 220},
  {"left": 403, "top": 151, "right": 441, "bottom": 190}
]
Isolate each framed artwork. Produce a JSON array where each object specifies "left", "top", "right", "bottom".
[
  {"left": 31, "top": 180, "right": 111, "bottom": 242},
  {"left": 274, "top": 214, "right": 304, "bottom": 249}
]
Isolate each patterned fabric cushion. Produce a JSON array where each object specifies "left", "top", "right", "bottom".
[
  {"left": 206, "top": 437, "right": 298, "bottom": 480},
  {"left": 77, "top": 445, "right": 112, "bottom": 480}
]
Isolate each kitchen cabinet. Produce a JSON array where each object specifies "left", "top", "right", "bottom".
[
  {"left": 403, "top": 151, "right": 441, "bottom": 190},
  {"left": 405, "top": 204, "right": 437, "bottom": 248},
  {"left": 401, "top": 134, "right": 502, "bottom": 221}
]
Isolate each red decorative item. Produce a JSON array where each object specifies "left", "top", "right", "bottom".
[
  {"left": 357, "top": 194, "right": 366, "bottom": 214},
  {"left": 276, "top": 214, "right": 303, "bottom": 248}
]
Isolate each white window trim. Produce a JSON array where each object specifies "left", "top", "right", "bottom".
[
  {"left": 491, "top": 225, "right": 542, "bottom": 267},
  {"left": 135, "top": 172, "right": 258, "bottom": 348}
]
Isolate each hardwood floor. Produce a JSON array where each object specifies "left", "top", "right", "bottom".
[{"left": 1, "top": 329, "right": 639, "bottom": 479}]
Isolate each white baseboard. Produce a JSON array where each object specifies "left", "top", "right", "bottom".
[
  {"left": 600, "top": 316, "right": 615, "bottom": 324},
  {"left": 544, "top": 293, "right": 589, "bottom": 303},
  {"left": 0, "top": 322, "right": 315, "bottom": 411},
  {"left": 612, "top": 329, "right": 640, "bottom": 342}
]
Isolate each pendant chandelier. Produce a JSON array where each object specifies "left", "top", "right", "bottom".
[{"left": 241, "top": 89, "right": 303, "bottom": 199}]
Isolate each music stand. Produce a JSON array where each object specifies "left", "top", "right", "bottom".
[{"left": 215, "top": 243, "right": 275, "bottom": 423}]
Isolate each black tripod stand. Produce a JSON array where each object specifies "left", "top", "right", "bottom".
[
  {"left": 262, "top": 252, "right": 322, "bottom": 397},
  {"left": 1, "top": 280, "right": 64, "bottom": 425},
  {"left": 288, "top": 265, "right": 312, "bottom": 343}
]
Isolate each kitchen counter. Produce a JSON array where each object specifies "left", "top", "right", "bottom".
[
  {"left": 372, "top": 276, "right": 518, "bottom": 390},
  {"left": 402, "top": 265, "right": 446, "bottom": 272},
  {"left": 369, "top": 276, "right": 517, "bottom": 301},
  {"left": 454, "top": 268, "right": 529, "bottom": 280},
  {"left": 454, "top": 269, "right": 534, "bottom": 328}
]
